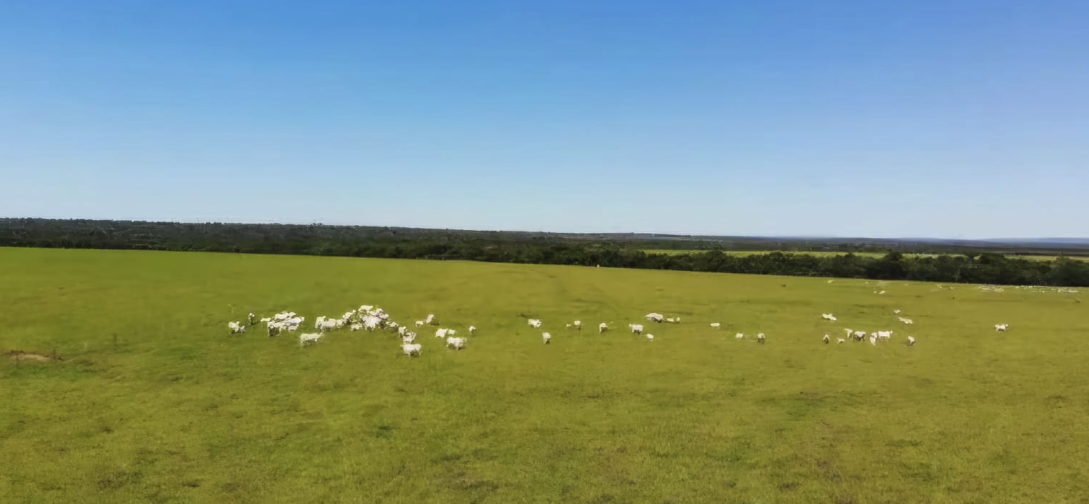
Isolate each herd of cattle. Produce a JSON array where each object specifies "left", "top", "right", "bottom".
[{"left": 227, "top": 305, "right": 1013, "bottom": 356}]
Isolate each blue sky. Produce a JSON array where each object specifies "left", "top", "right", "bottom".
[{"left": 1, "top": 0, "right": 1086, "bottom": 238}]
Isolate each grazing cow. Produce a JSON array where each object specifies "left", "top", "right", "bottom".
[{"left": 402, "top": 343, "right": 422, "bottom": 356}]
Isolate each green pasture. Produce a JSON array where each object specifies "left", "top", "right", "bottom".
[{"left": 2, "top": 248, "right": 1087, "bottom": 503}]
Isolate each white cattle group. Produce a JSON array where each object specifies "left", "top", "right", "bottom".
[
  {"left": 237, "top": 304, "right": 481, "bottom": 357},
  {"left": 226, "top": 280, "right": 1038, "bottom": 361}
]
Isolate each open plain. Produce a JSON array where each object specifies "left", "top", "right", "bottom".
[{"left": 2, "top": 247, "right": 1088, "bottom": 503}]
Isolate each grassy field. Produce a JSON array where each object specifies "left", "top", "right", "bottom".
[
  {"left": 2, "top": 248, "right": 1088, "bottom": 504},
  {"left": 642, "top": 249, "right": 1089, "bottom": 261}
]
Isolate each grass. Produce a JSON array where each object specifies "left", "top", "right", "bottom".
[
  {"left": 642, "top": 249, "right": 1089, "bottom": 261},
  {"left": 2, "top": 247, "right": 1088, "bottom": 503}
]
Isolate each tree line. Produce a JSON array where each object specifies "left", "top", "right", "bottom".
[{"left": 2, "top": 218, "right": 1087, "bottom": 286}]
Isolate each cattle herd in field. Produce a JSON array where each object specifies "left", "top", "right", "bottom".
[{"left": 227, "top": 296, "right": 1016, "bottom": 357}]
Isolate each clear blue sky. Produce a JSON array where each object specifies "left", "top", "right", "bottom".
[{"left": 1, "top": 0, "right": 1086, "bottom": 238}]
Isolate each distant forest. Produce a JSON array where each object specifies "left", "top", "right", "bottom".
[{"left": 2, "top": 218, "right": 1088, "bottom": 287}]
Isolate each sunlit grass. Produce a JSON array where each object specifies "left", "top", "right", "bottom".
[{"left": 2, "top": 247, "right": 1087, "bottom": 503}]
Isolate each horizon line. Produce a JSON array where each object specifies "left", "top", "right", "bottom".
[{"left": 3, "top": 216, "right": 1088, "bottom": 244}]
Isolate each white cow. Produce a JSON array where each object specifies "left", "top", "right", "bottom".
[
  {"left": 542, "top": 332, "right": 551, "bottom": 344},
  {"left": 735, "top": 333, "right": 744, "bottom": 340},
  {"left": 299, "top": 333, "right": 323, "bottom": 347},
  {"left": 645, "top": 313, "right": 664, "bottom": 323},
  {"left": 469, "top": 326, "right": 476, "bottom": 335},
  {"left": 228, "top": 321, "right": 246, "bottom": 334},
  {"left": 823, "top": 334, "right": 830, "bottom": 344},
  {"left": 995, "top": 324, "right": 1009, "bottom": 332},
  {"left": 907, "top": 336, "right": 916, "bottom": 347},
  {"left": 646, "top": 333, "right": 654, "bottom": 340},
  {"left": 837, "top": 338, "right": 846, "bottom": 344},
  {"left": 435, "top": 328, "right": 448, "bottom": 339},
  {"left": 710, "top": 323, "right": 721, "bottom": 329},
  {"left": 599, "top": 323, "right": 608, "bottom": 333},
  {"left": 757, "top": 333, "right": 766, "bottom": 344},
  {"left": 425, "top": 314, "right": 435, "bottom": 325},
  {"left": 415, "top": 320, "right": 425, "bottom": 328},
  {"left": 402, "top": 343, "right": 422, "bottom": 356},
  {"left": 573, "top": 320, "right": 582, "bottom": 330},
  {"left": 446, "top": 337, "right": 466, "bottom": 350},
  {"left": 402, "top": 331, "right": 417, "bottom": 343},
  {"left": 628, "top": 324, "right": 644, "bottom": 335}
]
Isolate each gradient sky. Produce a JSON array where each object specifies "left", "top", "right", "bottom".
[{"left": 1, "top": 0, "right": 1086, "bottom": 238}]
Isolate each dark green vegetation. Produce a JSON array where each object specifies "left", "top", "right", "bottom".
[
  {"left": 2, "top": 248, "right": 1087, "bottom": 503},
  {"left": 3, "top": 218, "right": 1089, "bottom": 286}
]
